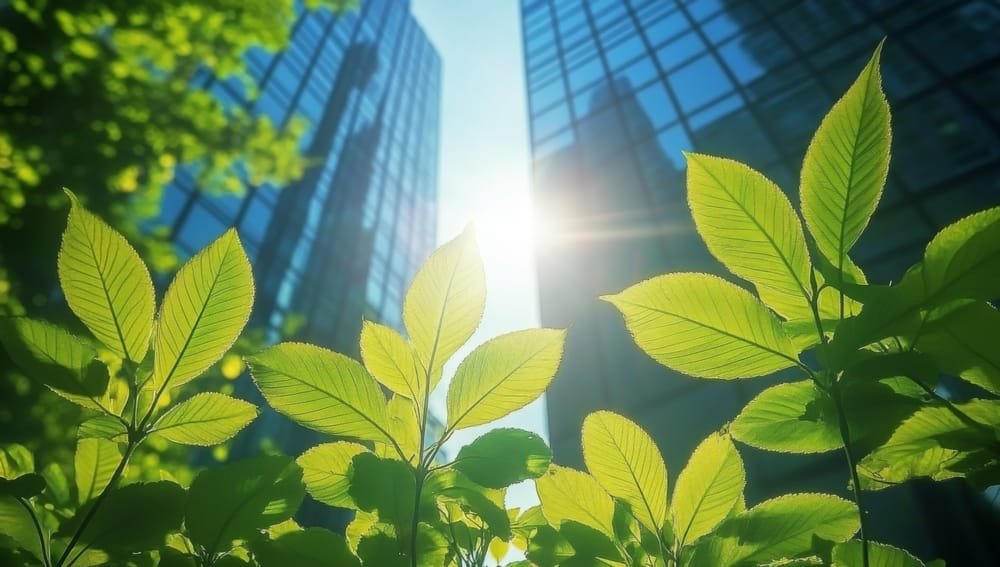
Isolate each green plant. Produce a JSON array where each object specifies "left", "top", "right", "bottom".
[
  {"left": 246, "top": 226, "right": 567, "bottom": 566},
  {"left": 0, "top": 191, "right": 259, "bottom": 566},
  {"left": 599, "top": 41, "right": 997, "bottom": 566}
]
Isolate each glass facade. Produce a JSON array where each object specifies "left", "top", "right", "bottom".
[
  {"left": 522, "top": 0, "right": 999, "bottom": 562},
  {"left": 158, "top": 0, "right": 441, "bottom": 461}
]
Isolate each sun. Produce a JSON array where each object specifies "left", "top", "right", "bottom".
[{"left": 468, "top": 188, "right": 543, "bottom": 273}]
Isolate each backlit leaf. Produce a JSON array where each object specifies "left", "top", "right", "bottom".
[
  {"left": 731, "top": 380, "right": 842, "bottom": 453},
  {"left": 915, "top": 302, "right": 1000, "bottom": 395},
  {"left": 686, "top": 153, "right": 813, "bottom": 320},
  {"left": 801, "top": 42, "right": 890, "bottom": 286},
  {"left": 833, "top": 540, "right": 925, "bottom": 567},
  {"left": 78, "top": 416, "right": 128, "bottom": 442},
  {"left": 920, "top": 206, "right": 1000, "bottom": 306},
  {"left": 360, "top": 320, "right": 424, "bottom": 402},
  {"left": 0, "top": 496, "right": 44, "bottom": 561},
  {"left": 403, "top": 226, "right": 485, "bottom": 374},
  {"left": 297, "top": 442, "right": 368, "bottom": 509},
  {"left": 152, "top": 392, "right": 258, "bottom": 446},
  {"left": 186, "top": 456, "right": 305, "bottom": 555},
  {"left": 446, "top": 328, "right": 565, "bottom": 430},
  {"left": 581, "top": 411, "right": 666, "bottom": 533},
  {"left": 690, "top": 493, "right": 859, "bottom": 566},
  {"left": 603, "top": 273, "right": 799, "bottom": 379},
  {"left": 381, "top": 396, "right": 420, "bottom": 463},
  {"left": 153, "top": 229, "right": 254, "bottom": 392},
  {"left": 248, "top": 342, "right": 392, "bottom": 444},
  {"left": 453, "top": 428, "right": 552, "bottom": 489},
  {"left": 536, "top": 465, "right": 615, "bottom": 538},
  {"left": 75, "top": 437, "right": 122, "bottom": 505},
  {"left": 0, "top": 444, "right": 33, "bottom": 480},
  {"left": 253, "top": 527, "right": 360, "bottom": 567},
  {"left": 0, "top": 317, "right": 110, "bottom": 411},
  {"left": 58, "top": 190, "right": 155, "bottom": 361},
  {"left": 671, "top": 433, "right": 745, "bottom": 548}
]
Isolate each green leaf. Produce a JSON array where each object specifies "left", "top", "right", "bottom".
[
  {"left": 63, "top": 481, "right": 185, "bottom": 553},
  {"left": 920, "top": 206, "right": 1000, "bottom": 306},
  {"left": 446, "top": 328, "right": 565, "bottom": 430},
  {"left": 686, "top": 153, "right": 814, "bottom": 320},
  {"left": 403, "top": 225, "right": 486, "bottom": 375},
  {"left": 690, "top": 493, "right": 859, "bottom": 566},
  {"left": 427, "top": 470, "right": 511, "bottom": 540},
  {"left": 800, "top": 42, "right": 890, "bottom": 286},
  {"left": 380, "top": 395, "right": 420, "bottom": 464},
  {"left": 0, "top": 444, "right": 33, "bottom": 480},
  {"left": 78, "top": 416, "right": 128, "bottom": 442},
  {"left": 0, "top": 317, "right": 110, "bottom": 411},
  {"left": 40, "top": 463, "right": 70, "bottom": 505},
  {"left": 915, "top": 302, "right": 1000, "bottom": 395},
  {"left": 296, "top": 442, "right": 368, "bottom": 509},
  {"left": 833, "top": 540, "right": 925, "bottom": 567},
  {"left": 347, "top": 453, "right": 415, "bottom": 529},
  {"left": 152, "top": 392, "right": 258, "bottom": 446},
  {"left": 0, "top": 474, "right": 45, "bottom": 499},
  {"left": 0, "top": 496, "right": 44, "bottom": 561},
  {"left": 603, "top": 273, "right": 799, "bottom": 379},
  {"left": 858, "top": 399, "right": 1000, "bottom": 489},
  {"left": 58, "top": 190, "right": 155, "bottom": 361},
  {"left": 75, "top": 437, "right": 122, "bottom": 505},
  {"left": 186, "top": 455, "right": 304, "bottom": 555},
  {"left": 536, "top": 465, "right": 615, "bottom": 539},
  {"left": 248, "top": 342, "right": 393, "bottom": 444},
  {"left": 581, "top": 411, "right": 667, "bottom": 534},
  {"left": 453, "top": 428, "right": 552, "bottom": 489},
  {"left": 670, "top": 433, "right": 745, "bottom": 548},
  {"left": 360, "top": 321, "right": 424, "bottom": 402},
  {"left": 252, "top": 527, "right": 360, "bottom": 567},
  {"left": 153, "top": 229, "right": 254, "bottom": 392},
  {"left": 731, "top": 380, "right": 842, "bottom": 454}
]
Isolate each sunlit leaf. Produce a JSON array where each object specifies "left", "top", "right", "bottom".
[
  {"left": 78, "top": 416, "right": 128, "bottom": 442},
  {"left": 0, "top": 444, "right": 33, "bottom": 480},
  {"left": 360, "top": 320, "right": 424, "bottom": 402},
  {"left": 0, "top": 496, "right": 44, "bottom": 561},
  {"left": 453, "top": 428, "right": 551, "bottom": 489},
  {"left": 686, "top": 153, "right": 813, "bottom": 320},
  {"left": 186, "top": 456, "right": 305, "bottom": 556},
  {"left": 58, "top": 190, "right": 155, "bottom": 361},
  {"left": 800, "top": 42, "right": 890, "bottom": 287},
  {"left": 858, "top": 399, "right": 1000, "bottom": 489},
  {"left": 915, "top": 302, "right": 1000, "bottom": 395},
  {"left": 446, "top": 328, "right": 565, "bottom": 430},
  {"left": 0, "top": 317, "right": 111, "bottom": 411},
  {"left": 428, "top": 469, "right": 510, "bottom": 540},
  {"left": 403, "top": 226, "right": 485, "bottom": 375},
  {"left": 152, "top": 392, "right": 258, "bottom": 446},
  {"left": 297, "top": 442, "right": 368, "bottom": 509},
  {"left": 75, "top": 437, "right": 122, "bottom": 505},
  {"left": 920, "top": 206, "right": 1000, "bottom": 306},
  {"left": 731, "top": 380, "right": 842, "bottom": 453},
  {"left": 833, "top": 540, "right": 925, "bottom": 567},
  {"left": 689, "top": 493, "right": 859, "bottom": 566},
  {"left": 380, "top": 395, "right": 420, "bottom": 464},
  {"left": 536, "top": 465, "right": 615, "bottom": 538},
  {"left": 153, "top": 229, "right": 254, "bottom": 392},
  {"left": 62, "top": 481, "right": 185, "bottom": 553},
  {"left": 670, "top": 433, "right": 745, "bottom": 548},
  {"left": 248, "top": 342, "right": 393, "bottom": 444},
  {"left": 253, "top": 527, "right": 360, "bottom": 567},
  {"left": 603, "top": 273, "right": 799, "bottom": 379},
  {"left": 581, "top": 411, "right": 666, "bottom": 534}
]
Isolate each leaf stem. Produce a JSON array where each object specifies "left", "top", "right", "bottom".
[
  {"left": 55, "top": 440, "right": 138, "bottom": 567},
  {"left": 15, "top": 496, "right": 50, "bottom": 567},
  {"left": 830, "top": 377, "right": 869, "bottom": 567}
]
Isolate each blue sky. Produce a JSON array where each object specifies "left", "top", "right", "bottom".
[{"left": 410, "top": 0, "right": 547, "bottom": 515}]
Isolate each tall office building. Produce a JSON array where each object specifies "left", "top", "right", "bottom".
[
  {"left": 156, "top": 0, "right": 441, "bottom": 461},
  {"left": 522, "top": 0, "right": 999, "bottom": 561}
]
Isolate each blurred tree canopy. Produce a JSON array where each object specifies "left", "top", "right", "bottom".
[{"left": 0, "top": 0, "right": 355, "bottom": 314}]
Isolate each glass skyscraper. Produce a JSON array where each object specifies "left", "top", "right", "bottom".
[
  {"left": 156, "top": 0, "right": 441, "bottom": 459},
  {"left": 522, "top": 0, "right": 999, "bottom": 562}
]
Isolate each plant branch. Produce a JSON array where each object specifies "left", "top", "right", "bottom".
[
  {"left": 55, "top": 440, "right": 138, "bottom": 567},
  {"left": 15, "top": 496, "right": 50, "bottom": 567},
  {"left": 830, "top": 377, "right": 869, "bottom": 567}
]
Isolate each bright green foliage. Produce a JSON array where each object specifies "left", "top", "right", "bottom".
[
  {"left": 604, "top": 42, "right": 987, "bottom": 567},
  {"left": 361, "top": 320, "right": 424, "bottom": 401},
  {"left": 834, "top": 540, "right": 927, "bottom": 567},
  {"left": 536, "top": 465, "right": 616, "bottom": 538},
  {"left": 74, "top": 438, "right": 121, "bottom": 506},
  {"left": 153, "top": 229, "right": 254, "bottom": 392},
  {"left": 152, "top": 393, "right": 258, "bottom": 446},
  {"left": 604, "top": 273, "right": 798, "bottom": 379},
  {"left": 58, "top": 190, "right": 155, "bottom": 362},
  {"left": 670, "top": 433, "right": 744, "bottom": 549},
  {"left": 582, "top": 411, "right": 667, "bottom": 534},
  {"left": 800, "top": 41, "right": 890, "bottom": 289},
  {"left": 297, "top": 442, "right": 368, "bottom": 508}
]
